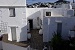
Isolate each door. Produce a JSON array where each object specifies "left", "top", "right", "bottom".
[
  {"left": 28, "top": 19, "right": 33, "bottom": 30},
  {"left": 11, "top": 27, "right": 16, "bottom": 41},
  {"left": 57, "top": 23, "right": 62, "bottom": 34}
]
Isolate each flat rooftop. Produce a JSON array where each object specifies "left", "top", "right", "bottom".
[{"left": 2, "top": 34, "right": 30, "bottom": 48}]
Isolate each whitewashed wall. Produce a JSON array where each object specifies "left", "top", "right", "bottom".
[
  {"left": 26, "top": 8, "right": 74, "bottom": 30},
  {"left": 56, "top": 4, "right": 72, "bottom": 9},
  {"left": 0, "top": 0, "right": 26, "bottom": 6},
  {"left": 7, "top": 8, "right": 27, "bottom": 42},
  {"left": 26, "top": 8, "right": 43, "bottom": 29},
  {"left": 43, "top": 17, "right": 49, "bottom": 42},
  {"left": 0, "top": 0, "right": 26, "bottom": 42},
  {"left": 61, "top": 4, "right": 71, "bottom": 9},
  {"left": 2, "top": 42, "right": 28, "bottom": 50},
  {"left": 43, "top": 8, "right": 74, "bottom": 17},
  {"left": 43, "top": 17, "right": 75, "bottom": 42},
  {"left": 0, "top": 7, "right": 27, "bottom": 42}
]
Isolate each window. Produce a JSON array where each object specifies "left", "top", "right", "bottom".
[
  {"left": 9, "top": 8, "right": 15, "bottom": 17},
  {"left": 46, "top": 12, "right": 51, "bottom": 16},
  {"left": 57, "top": 23, "right": 62, "bottom": 34}
]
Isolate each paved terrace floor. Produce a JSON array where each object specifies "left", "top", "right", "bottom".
[
  {"left": 2, "top": 34, "right": 30, "bottom": 47},
  {"left": 2, "top": 29, "right": 43, "bottom": 49},
  {"left": 30, "top": 29, "right": 43, "bottom": 50}
]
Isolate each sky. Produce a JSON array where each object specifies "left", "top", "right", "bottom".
[{"left": 27, "top": 0, "right": 73, "bottom": 4}]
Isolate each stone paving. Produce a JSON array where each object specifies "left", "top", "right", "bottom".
[
  {"left": 2, "top": 34, "right": 29, "bottom": 47},
  {"left": 30, "top": 29, "right": 43, "bottom": 50}
]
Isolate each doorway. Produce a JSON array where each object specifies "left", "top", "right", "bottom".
[
  {"left": 57, "top": 23, "right": 62, "bottom": 34},
  {"left": 11, "top": 27, "right": 16, "bottom": 41},
  {"left": 28, "top": 19, "right": 33, "bottom": 30}
]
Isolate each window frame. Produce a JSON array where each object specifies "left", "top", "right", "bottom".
[
  {"left": 46, "top": 12, "right": 51, "bottom": 16},
  {"left": 57, "top": 22, "right": 62, "bottom": 34},
  {"left": 9, "top": 8, "right": 15, "bottom": 17}
]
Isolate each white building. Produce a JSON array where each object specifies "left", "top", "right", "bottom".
[
  {"left": 26, "top": 8, "right": 43, "bottom": 30},
  {"left": 42, "top": 8, "right": 75, "bottom": 42},
  {"left": 0, "top": 0, "right": 27, "bottom": 42},
  {"left": 26, "top": 8, "right": 75, "bottom": 42},
  {"left": 0, "top": 0, "right": 75, "bottom": 50},
  {"left": 0, "top": 0, "right": 31, "bottom": 50}
]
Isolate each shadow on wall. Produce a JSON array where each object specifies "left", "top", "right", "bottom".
[
  {"left": 45, "top": 17, "right": 75, "bottom": 42},
  {"left": 20, "top": 25, "right": 27, "bottom": 42},
  {"left": 27, "top": 10, "right": 41, "bottom": 19},
  {"left": 19, "top": 9, "right": 42, "bottom": 42},
  {"left": 27, "top": 10, "right": 42, "bottom": 29}
]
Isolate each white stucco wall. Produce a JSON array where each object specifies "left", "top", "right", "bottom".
[
  {"left": 2, "top": 42, "right": 28, "bottom": 50},
  {"left": 43, "top": 17, "right": 75, "bottom": 42},
  {"left": 26, "top": 8, "right": 74, "bottom": 30},
  {"left": 43, "top": 17, "right": 49, "bottom": 42},
  {"left": 61, "top": 4, "right": 71, "bottom": 9},
  {"left": 0, "top": 0, "right": 27, "bottom": 42},
  {"left": 0, "top": 7, "right": 27, "bottom": 42},
  {"left": 0, "top": 0, "right": 26, "bottom": 6},
  {"left": 7, "top": 8, "right": 27, "bottom": 42},
  {"left": 26, "top": 8, "right": 43, "bottom": 29},
  {"left": 55, "top": 3, "right": 72, "bottom": 9},
  {"left": 43, "top": 8, "right": 74, "bottom": 17}
]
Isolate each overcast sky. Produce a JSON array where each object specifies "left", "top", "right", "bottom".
[{"left": 27, "top": 0, "right": 73, "bottom": 4}]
